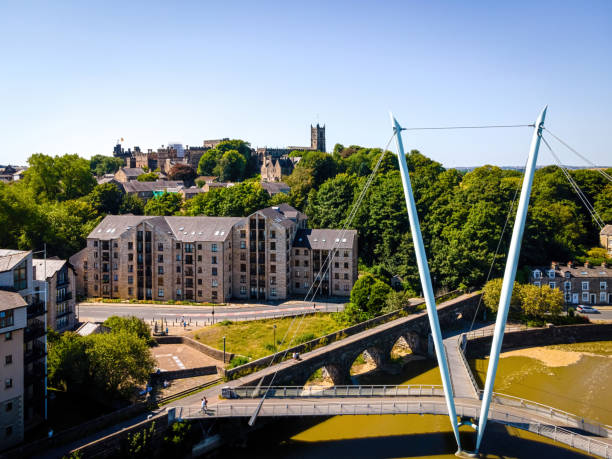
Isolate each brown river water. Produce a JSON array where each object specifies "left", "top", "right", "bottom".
[{"left": 223, "top": 341, "right": 612, "bottom": 458}]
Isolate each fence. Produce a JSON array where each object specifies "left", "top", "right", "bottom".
[{"left": 222, "top": 384, "right": 445, "bottom": 399}]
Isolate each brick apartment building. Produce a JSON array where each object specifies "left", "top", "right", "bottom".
[
  {"left": 70, "top": 204, "right": 358, "bottom": 303},
  {"left": 0, "top": 250, "right": 47, "bottom": 447},
  {"left": 529, "top": 261, "right": 612, "bottom": 305}
]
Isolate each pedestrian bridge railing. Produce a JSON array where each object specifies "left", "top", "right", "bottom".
[{"left": 221, "top": 384, "right": 445, "bottom": 399}]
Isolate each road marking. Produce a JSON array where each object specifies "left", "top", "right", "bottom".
[{"left": 172, "top": 355, "right": 186, "bottom": 369}]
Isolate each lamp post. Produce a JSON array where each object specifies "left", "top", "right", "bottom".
[
  {"left": 223, "top": 336, "right": 226, "bottom": 364},
  {"left": 273, "top": 324, "right": 277, "bottom": 353}
]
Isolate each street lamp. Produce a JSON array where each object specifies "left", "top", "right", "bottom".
[
  {"left": 273, "top": 324, "right": 277, "bottom": 353},
  {"left": 223, "top": 336, "right": 226, "bottom": 364}
]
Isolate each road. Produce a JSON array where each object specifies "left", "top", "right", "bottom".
[
  {"left": 576, "top": 307, "right": 612, "bottom": 322},
  {"left": 77, "top": 300, "right": 346, "bottom": 323}
]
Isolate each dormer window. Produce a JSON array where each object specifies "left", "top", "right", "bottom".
[
  {"left": 533, "top": 270, "right": 541, "bottom": 279},
  {"left": 564, "top": 271, "right": 571, "bottom": 278},
  {"left": 548, "top": 270, "right": 555, "bottom": 279}
]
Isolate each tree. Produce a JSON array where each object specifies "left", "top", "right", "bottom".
[
  {"left": 349, "top": 275, "right": 392, "bottom": 317},
  {"left": 90, "top": 155, "right": 124, "bottom": 176},
  {"left": 306, "top": 174, "right": 357, "bottom": 228},
  {"left": 103, "top": 315, "right": 153, "bottom": 344},
  {"left": 144, "top": 192, "right": 182, "bottom": 216},
  {"left": 183, "top": 182, "right": 270, "bottom": 217},
  {"left": 137, "top": 172, "right": 158, "bottom": 182},
  {"left": 519, "top": 284, "right": 563, "bottom": 318},
  {"left": 482, "top": 278, "right": 522, "bottom": 314},
  {"left": 47, "top": 331, "right": 89, "bottom": 392},
  {"left": 197, "top": 150, "right": 218, "bottom": 176},
  {"left": 214, "top": 150, "right": 246, "bottom": 182},
  {"left": 120, "top": 193, "right": 145, "bottom": 215},
  {"left": 88, "top": 183, "right": 124, "bottom": 215},
  {"left": 168, "top": 163, "right": 197, "bottom": 182}
]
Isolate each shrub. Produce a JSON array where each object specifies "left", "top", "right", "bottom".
[{"left": 227, "top": 356, "right": 249, "bottom": 369}]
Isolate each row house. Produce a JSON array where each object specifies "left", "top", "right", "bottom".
[
  {"left": 0, "top": 250, "right": 47, "bottom": 446},
  {"left": 530, "top": 261, "right": 612, "bottom": 305},
  {"left": 71, "top": 204, "right": 358, "bottom": 303}
]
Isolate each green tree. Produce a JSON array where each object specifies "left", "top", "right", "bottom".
[
  {"left": 137, "top": 172, "right": 158, "bottom": 182},
  {"left": 349, "top": 275, "right": 392, "bottom": 317},
  {"left": 519, "top": 284, "right": 564, "bottom": 318},
  {"left": 119, "top": 193, "right": 145, "bottom": 215},
  {"left": 103, "top": 315, "right": 153, "bottom": 344},
  {"left": 88, "top": 183, "right": 124, "bottom": 215},
  {"left": 144, "top": 192, "right": 182, "bottom": 216},
  {"left": 90, "top": 155, "right": 124, "bottom": 176},
  {"left": 197, "top": 150, "right": 219, "bottom": 176},
  {"left": 47, "top": 331, "right": 89, "bottom": 392},
  {"left": 214, "top": 149, "right": 246, "bottom": 182},
  {"left": 482, "top": 278, "right": 521, "bottom": 314},
  {"left": 306, "top": 173, "right": 357, "bottom": 228}
]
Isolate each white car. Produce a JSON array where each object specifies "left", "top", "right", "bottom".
[{"left": 576, "top": 305, "right": 598, "bottom": 313}]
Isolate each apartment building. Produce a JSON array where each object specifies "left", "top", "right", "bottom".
[
  {"left": 72, "top": 204, "right": 358, "bottom": 303},
  {"left": 33, "top": 259, "right": 77, "bottom": 331},
  {"left": 530, "top": 261, "right": 612, "bottom": 305},
  {"left": 0, "top": 291, "right": 27, "bottom": 450},
  {"left": 0, "top": 250, "right": 47, "bottom": 437}
]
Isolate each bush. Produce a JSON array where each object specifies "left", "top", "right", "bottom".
[
  {"left": 219, "top": 320, "right": 233, "bottom": 326},
  {"left": 295, "top": 332, "right": 316, "bottom": 344},
  {"left": 227, "top": 356, "right": 249, "bottom": 369}
]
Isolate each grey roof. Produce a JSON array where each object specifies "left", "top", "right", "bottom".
[
  {"left": 257, "top": 204, "right": 304, "bottom": 228},
  {"left": 76, "top": 322, "right": 110, "bottom": 336},
  {"left": 181, "top": 186, "right": 205, "bottom": 198},
  {"left": 121, "top": 180, "right": 184, "bottom": 193},
  {"left": 165, "top": 216, "right": 243, "bottom": 242},
  {"left": 119, "top": 167, "right": 145, "bottom": 177},
  {"left": 293, "top": 228, "right": 357, "bottom": 250},
  {"left": 260, "top": 182, "right": 290, "bottom": 196},
  {"left": 88, "top": 214, "right": 242, "bottom": 242},
  {"left": 32, "top": 259, "right": 68, "bottom": 280},
  {"left": 0, "top": 289, "right": 27, "bottom": 312},
  {"left": 0, "top": 250, "right": 30, "bottom": 273},
  {"left": 533, "top": 264, "right": 612, "bottom": 279},
  {"left": 601, "top": 225, "right": 612, "bottom": 236}
]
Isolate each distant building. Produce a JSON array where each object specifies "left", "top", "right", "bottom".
[
  {"left": 120, "top": 180, "right": 184, "bottom": 203},
  {"left": 72, "top": 204, "right": 357, "bottom": 303},
  {"left": 256, "top": 123, "right": 327, "bottom": 168},
  {"left": 529, "top": 261, "right": 612, "bottom": 305},
  {"left": 260, "top": 181, "right": 290, "bottom": 196},
  {"left": 261, "top": 157, "right": 294, "bottom": 182},
  {"left": 179, "top": 186, "right": 205, "bottom": 201},
  {"left": 114, "top": 167, "right": 146, "bottom": 183},
  {"left": 32, "top": 259, "right": 77, "bottom": 331},
  {"left": 600, "top": 225, "right": 612, "bottom": 256},
  {"left": 0, "top": 249, "right": 47, "bottom": 438}
]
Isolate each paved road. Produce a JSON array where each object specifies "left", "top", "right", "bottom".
[
  {"left": 578, "top": 307, "right": 612, "bottom": 322},
  {"left": 77, "top": 300, "right": 346, "bottom": 323}
]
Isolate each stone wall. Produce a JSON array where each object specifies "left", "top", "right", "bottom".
[{"left": 155, "top": 335, "right": 235, "bottom": 362}]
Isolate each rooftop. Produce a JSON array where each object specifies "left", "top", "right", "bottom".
[
  {"left": 32, "top": 258, "right": 68, "bottom": 280},
  {"left": 0, "top": 289, "right": 28, "bottom": 312},
  {"left": 121, "top": 180, "right": 184, "bottom": 193},
  {"left": 0, "top": 249, "right": 30, "bottom": 273},
  {"left": 293, "top": 228, "right": 357, "bottom": 250},
  {"left": 601, "top": 225, "right": 612, "bottom": 236}
]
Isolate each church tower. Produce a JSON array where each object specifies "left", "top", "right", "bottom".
[{"left": 310, "top": 124, "right": 326, "bottom": 152}]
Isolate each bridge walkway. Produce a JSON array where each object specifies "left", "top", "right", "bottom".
[{"left": 444, "top": 335, "right": 479, "bottom": 399}]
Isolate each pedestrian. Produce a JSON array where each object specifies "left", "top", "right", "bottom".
[
  {"left": 183, "top": 321, "right": 187, "bottom": 329},
  {"left": 165, "top": 326, "right": 169, "bottom": 335},
  {"left": 201, "top": 396, "right": 207, "bottom": 413}
]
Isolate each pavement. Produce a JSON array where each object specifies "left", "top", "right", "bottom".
[
  {"left": 77, "top": 299, "right": 346, "bottom": 325},
  {"left": 151, "top": 343, "right": 221, "bottom": 371}
]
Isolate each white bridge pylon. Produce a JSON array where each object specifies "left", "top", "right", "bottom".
[{"left": 390, "top": 107, "right": 547, "bottom": 455}]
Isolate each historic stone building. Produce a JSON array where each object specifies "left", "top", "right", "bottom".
[
  {"left": 260, "top": 157, "right": 294, "bottom": 182},
  {"left": 72, "top": 204, "right": 358, "bottom": 303},
  {"left": 529, "top": 261, "right": 612, "bottom": 305},
  {"left": 601, "top": 225, "right": 612, "bottom": 256}
]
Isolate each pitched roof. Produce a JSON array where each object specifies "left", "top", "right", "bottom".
[
  {"left": 0, "top": 289, "right": 27, "bottom": 312},
  {"left": 260, "top": 182, "right": 290, "bottom": 196},
  {"left": 257, "top": 204, "right": 304, "bottom": 228},
  {"left": 293, "top": 228, "right": 357, "bottom": 250},
  {"left": 601, "top": 225, "right": 612, "bottom": 236},
  {"left": 0, "top": 250, "right": 30, "bottom": 273},
  {"left": 534, "top": 264, "right": 612, "bottom": 278},
  {"left": 121, "top": 180, "right": 184, "bottom": 193},
  {"left": 118, "top": 167, "right": 145, "bottom": 177},
  {"left": 32, "top": 259, "right": 68, "bottom": 280}
]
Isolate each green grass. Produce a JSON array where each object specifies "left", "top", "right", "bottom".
[{"left": 191, "top": 314, "right": 344, "bottom": 360}]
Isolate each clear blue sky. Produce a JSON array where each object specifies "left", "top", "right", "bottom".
[{"left": 1, "top": 1, "right": 610, "bottom": 167}]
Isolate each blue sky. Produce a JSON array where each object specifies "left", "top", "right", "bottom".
[{"left": 1, "top": 1, "right": 610, "bottom": 167}]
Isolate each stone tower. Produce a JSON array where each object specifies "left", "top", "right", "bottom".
[{"left": 311, "top": 124, "right": 326, "bottom": 152}]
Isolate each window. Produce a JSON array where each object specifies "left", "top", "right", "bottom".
[
  {"left": 270, "top": 231, "right": 276, "bottom": 239},
  {"left": 5, "top": 378, "right": 12, "bottom": 389},
  {"left": 240, "top": 264, "right": 246, "bottom": 272},
  {"left": 344, "top": 251, "right": 349, "bottom": 258},
  {"left": 582, "top": 292, "right": 589, "bottom": 302},
  {"left": 565, "top": 293, "right": 571, "bottom": 302},
  {"left": 334, "top": 273, "right": 339, "bottom": 279},
  {"left": 240, "top": 241, "right": 246, "bottom": 249},
  {"left": 533, "top": 281, "right": 540, "bottom": 287},
  {"left": 94, "top": 240, "right": 98, "bottom": 248},
  {"left": 197, "top": 290, "right": 202, "bottom": 297},
  {"left": 158, "top": 277, "right": 164, "bottom": 286},
  {"left": 6, "top": 426, "right": 12, "bottom": 437},
  {"left": 564, "top": 281, "right": 571, "bottom": 290},
  {"left": 176, "top": 243, "right": 180, "bottom": 250},
  {"left": 176, "top": 254, "right": 182, "bottom": 261},
  {"left": 212, "top": 267, "right": 217, "bottom": 276},
  {"left": 158, "top": 243, "right": 163, "bottom": 251},
  {"left": 270, "top": 242, "right": 276, "bottom": 251},
  {"left": 212, "top": 244, "right": 218, "bottom": 252},
  {"left": 113, "top": 252, "right": 118, "bottom": 259},
  {"left": 212, "top": 291, "right": 218, "bottom": 300},
  {"left": 198, "top": 255, "right": 202, "bottom": 262},
  {"left": 5, "top": 355, "right": 12, "bottom": 365},
  {"left": 582, "top": 281, "right": 589, "bottom": 290},
  {"left": 549, "top": 282, "right": 555, "bottom": 289},
  {"left": 344, "top": 262, "right": 349, "bottom": 269},
  {"left": 240, "top": 286, "right": 247, "bottom": 295},
  {"left": 344, "top": 273, "right": 349, "bottom": 280},
  {"left": 0, "top": 311, "right": 14, "bottom": 329},
  {"left": 601, "top": 292, "right": 607, "bottom": 303},
  {"left": 185, "top": 243, "right": 194, "bottom": 253},
  {"left": 304, "top": 260, "right": 309, "bottom": 267},
  {"left": 128, "top": 287, "right": 133, "bottom": 295},
  {"left": 197, "top": 267, "right": 202, "bottom": 273},
  {"left": 533, "top": 270, "right": 541, "bottom": 279},
  {"left": 295, "top": 249, "right": 300, "bottom": 256},
  {"left": 270, "top": 265, "right": 276, "bottom": 273},
  {"left": 128, "top": 253, "right": 133, "bottom": 261},
  {"left": 548, "top": 270, "right": 555, "bottom": 279},
  {"left": 295, "top": 271, "right": 300, "bottom": 277},
  {"left": 271, "top": 287, "right": 277, "bottom": 296},
  {"left": 185, "top": 255, "right": 193, "bottom": 264},
  {"left": 240, "top": 275, "right": 246, "bottom": 283},
  {"left": 158, "top": 266, "right": 164, "bottom": 274},
  {"left": 295, "top": 282, "right": 300, "bottom": 289},
  {"left": 304, "top": 282, "right": 309, "bottom": 288},
  {"left": 344, "top": 284, "right": 349, "bottom": 292},
  {"left": 601, "top": 282, "right": 607, "bottom": 290},
  {"left": 176, "top": 277, "right": 181, "bottom": 284},
  {"left": 4, "top": 332, "right": 11, "bottom": 341},
  {"left": 128, "top": 276, "right": 133, "bottom": 284},
  {"left": 6, "top": 402, "right": 12, "bottom": 412},
  {"left": 295, "top": 260, "right": 300, "bottom": 267},
  {"left": 176, "top": 266, "right": 181, "bottom": 273},
  {"left": 240, "top": 230, "right": 246, "bottom": 238},
  {"left": 176, "top": 288, "right": 182, "bottom": 296},
  {"left": 334, "top": 262, "right": 339, "bottom": 268},
  {"left": 158, "top": 288, "right": 164, "bottom": 297},
  {"left": 565, "top": 271, "right": 571, "bottom": 278},
  {"left": 158, "top": 254, "right": 164, "bottom": 263},
  {"left": 270, "top": 276, "right": 276, "bottom": 285},
  {"left": 212, "top": 280, "right": 218, "bottom": 287},
  {"left": 198, "top": 279, "right": 202, "bottom": 285},
  {"left": 13, "top": 261, "right": 27, "bottom": 290},
  {"left": 270, "top": 253, "right": 276, "bottom": 262}
]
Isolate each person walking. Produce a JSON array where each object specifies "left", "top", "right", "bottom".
[{"left": 201, "top": 396, "right": 207, "bottom": 413}]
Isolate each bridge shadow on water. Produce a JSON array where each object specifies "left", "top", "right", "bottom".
[{"left": 221, "top": 418, "right": 591, "bottom": 459}]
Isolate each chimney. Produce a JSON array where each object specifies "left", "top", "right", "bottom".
[
  {"left": 567, "top": 261, "right": 573, "bottom": 269},
  {"left": 551, "top": 261, "right": 558, "bottom": 270},
  {"left": 584, "top": 260, "right": 591, "bottom": 269}
]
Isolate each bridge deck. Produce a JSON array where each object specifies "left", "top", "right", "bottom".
[{"left": 444, "top": 335, "right": 479, "bottom": 399}]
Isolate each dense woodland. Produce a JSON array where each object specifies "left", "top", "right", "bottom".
[{"left": 1, "top": 142, "right": 610, "bottom": 298}]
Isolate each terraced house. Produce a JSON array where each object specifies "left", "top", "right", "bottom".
[{"left": 70, "top": 204, "right": 358, "bottom": 303}]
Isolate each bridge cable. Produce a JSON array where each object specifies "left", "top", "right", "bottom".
[
  {"left": 541, "top": 136, "right": 605, "bottom": 229},
  {"left": 400, "top": 123, "right": 534, "bottom": 131},
  {"left": 247, "top": 134, "right": 396, "bottom": 426},
  {"left": 543, "top": 128, "right": 612, "bottom": 183},
  {"left": 465, "top": 159, "right": 527, "bottom": 339}
]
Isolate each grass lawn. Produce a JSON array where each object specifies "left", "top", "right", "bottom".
[{"left": 191, "top": 314, "right": 344, "bottom": 361}]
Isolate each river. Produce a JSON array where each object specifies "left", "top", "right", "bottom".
[{"left": 222, "top": 341, "right": 612, "bottom": 458}]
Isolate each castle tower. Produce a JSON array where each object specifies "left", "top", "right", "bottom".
[{"left": 311, "top": 124, "right": 326, "bottom": 152}]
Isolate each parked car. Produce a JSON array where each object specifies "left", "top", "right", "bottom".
[{"left": 576, "top": 305, "right": 598, "bottom": 313}]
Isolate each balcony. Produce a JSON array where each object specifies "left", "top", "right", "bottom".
[
  {"left": 25, "top": 362, "right": 46, "bottom": 385},
  {"left": 56, "top": 277, "right": 69, "bottom": 287},
  {"left": 27, "top": 300, "right": 46, "bottom": 318},
  {"left": 56, "top": 306, "right": 73, "bottom": 318},
  {"left": 24, "top": 341, "right": 46, "bottom": 364},
  {"left": 56, "top": 291, "right": 72, "bottom": 303},
  {"left": 25, "top": 320, "right": 45, "bottom": 341}
]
